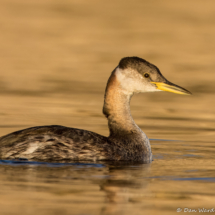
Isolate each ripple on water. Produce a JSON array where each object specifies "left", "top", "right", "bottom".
[{"left": 0, "top": 159, "right": 105, "bottom": 168}]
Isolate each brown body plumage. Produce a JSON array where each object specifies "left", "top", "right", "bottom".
[
  {"left": 0, "top": 125, "right": 150, "bottom": 162},
  {"left": 0, "top": 57, "right": 191, "bottom": 163}
]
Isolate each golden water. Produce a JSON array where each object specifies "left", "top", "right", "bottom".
[{"left": 0, "top": 0, "right": 215, "bottom": 214}]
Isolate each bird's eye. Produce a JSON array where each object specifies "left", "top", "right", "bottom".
[{"left": 144, "top": 73, "right": 150, "bottom": 78}]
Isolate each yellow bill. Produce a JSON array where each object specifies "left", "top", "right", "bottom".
[{"left": 151, "top": 82, "right": 191, "bottom": 95}]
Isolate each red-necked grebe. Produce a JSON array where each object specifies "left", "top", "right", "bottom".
[{"left": 0, "top": 57, "right": 191, "bottom": 163}]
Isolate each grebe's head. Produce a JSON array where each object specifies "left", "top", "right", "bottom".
[{"left": 115, "top": 56, "right": 191, "bottom": 95}]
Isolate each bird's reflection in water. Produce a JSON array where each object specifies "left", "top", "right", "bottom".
[
  {"left": 0, "top": 160, "right": 151, "bottom": 215},
  {"left": 99, "top": 162, "right": 151, "bottom": 215}
]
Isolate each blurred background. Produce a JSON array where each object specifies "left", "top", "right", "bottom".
[
  {"left": 0, "top": 0, "right": 215, "bottom": 138},
  {"left": 0, "top": 0, "right": 214, "bottom": 139},
  {"left": 0, "top": 1, "right": 215, "bottom": 215}
]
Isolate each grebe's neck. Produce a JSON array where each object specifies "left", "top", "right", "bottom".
[{"left": 103, "top": 68, "right": 141, "bottom": 138}]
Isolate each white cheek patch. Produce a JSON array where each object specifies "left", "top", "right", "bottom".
[{"left": 115, "top": 67, "right": 159, "bottom": 93}]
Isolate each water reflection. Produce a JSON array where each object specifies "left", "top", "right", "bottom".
[{"left": 0, "top": 161, "right": 151, "bottom": 215}]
